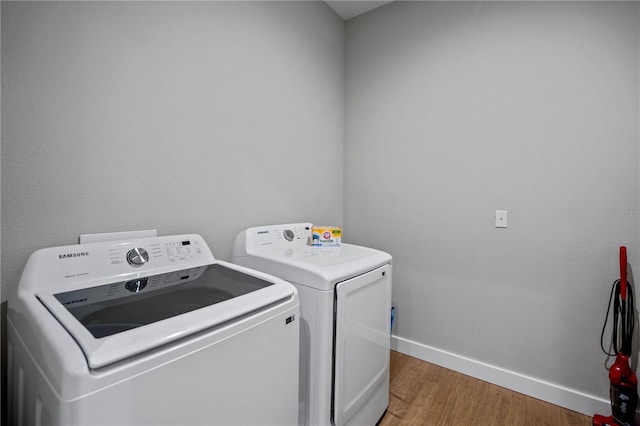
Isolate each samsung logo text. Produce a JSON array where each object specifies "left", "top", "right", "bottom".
[{"left": 58, "top": 252, "right": 90, "bottom": 260}]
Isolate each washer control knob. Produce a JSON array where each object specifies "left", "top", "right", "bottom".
[
  {"left": 127, "top": 248, "right": 149, "bottom": 266},
  {"left": 283, "top": 229, "right": 295, "bottom": 241}
]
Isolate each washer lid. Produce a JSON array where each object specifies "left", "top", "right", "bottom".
[
  {"left": 37, "top": 261, "right": 295, "bottom": 370},
  {"left": 236, "top": 243, "right": 391, "bottom": 290}
]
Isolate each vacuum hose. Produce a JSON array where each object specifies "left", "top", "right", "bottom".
[{"left": 601, "top": 258, "right": 635, "bottom": 357}]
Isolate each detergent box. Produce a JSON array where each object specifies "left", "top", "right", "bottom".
[{"left": 311, "top": 226, "right": 342, "bottom": 247}]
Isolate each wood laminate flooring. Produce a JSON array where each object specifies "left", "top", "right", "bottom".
[{"left": 379, "top": 351, "right": 592, "bottom": 425}]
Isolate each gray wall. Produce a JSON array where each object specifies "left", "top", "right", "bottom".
[
  {"left": 1, "top": 1, "right": 345, "bottom": 301},
  {"left": 3, "top": 0, "right": 640, "bottom": 417},
  {"left": 345, "top": 1, "right": 639, "bottom": 404}
]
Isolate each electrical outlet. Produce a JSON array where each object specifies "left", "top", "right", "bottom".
[{"left": 495, "top": 210, "right": 507, "bottom": 228}]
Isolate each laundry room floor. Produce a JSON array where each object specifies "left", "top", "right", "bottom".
[{"left": 380, "top": 351, "right": 591, "bottom": 425}]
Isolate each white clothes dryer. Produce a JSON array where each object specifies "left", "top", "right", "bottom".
[
  {"left": 232, "top": 223, "right": 392, "bottom": 426},
  {"left": 7, "top": 232, "right": 300, "bottom": 426}
]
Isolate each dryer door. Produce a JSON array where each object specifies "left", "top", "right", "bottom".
[{"left": 333, "top": 264, "right": 392, "bottom": 426}]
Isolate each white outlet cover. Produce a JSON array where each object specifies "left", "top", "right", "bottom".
[{"left": 495, "top": 210, "right": 508, "bottom": 228}]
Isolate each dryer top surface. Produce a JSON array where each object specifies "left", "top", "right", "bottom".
[{"left": 232, "top": 223, "right": 391, "bottom": 290}]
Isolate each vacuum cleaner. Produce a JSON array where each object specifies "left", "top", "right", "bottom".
[{"left": 593, "top": 247, "right": 638, "bottom": 426}]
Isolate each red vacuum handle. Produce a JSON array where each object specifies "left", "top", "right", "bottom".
[{"left": 620, "top": 246, "right": 627, "bottom": 300}]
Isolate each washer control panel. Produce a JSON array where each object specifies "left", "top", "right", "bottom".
[
  {"left": 24, "top": 234, "right": 215, "bottom": 291},
  {"left": 107, "top": 238, "right": 206, "bottom": 268}
]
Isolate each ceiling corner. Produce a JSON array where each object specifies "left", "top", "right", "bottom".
[{"left": 325, "top": 1, "right": 394, "bottom": 21}]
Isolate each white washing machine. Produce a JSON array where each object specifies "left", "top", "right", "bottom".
[
  {"left": 231, "top": 223, "right": 392, "bottom": 426},
  {"left": 7, "top": 231, "right": 300, "bottom": 426}
]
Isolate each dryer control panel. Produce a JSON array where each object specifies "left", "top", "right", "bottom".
[{"left": 242, "top": 223, "right": 313, "bottom": 252}]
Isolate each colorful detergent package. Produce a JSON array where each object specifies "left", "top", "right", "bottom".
[{"left": 311, "top": 226, "right": 342, "bottom": 247}]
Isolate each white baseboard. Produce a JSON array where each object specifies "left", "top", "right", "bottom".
[{"left": 391, "top": 334, "right": 610, "bottom": 418}]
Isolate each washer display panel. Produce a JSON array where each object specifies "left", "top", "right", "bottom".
[{"left": 54, "top": 264, "right": 274, "bottom": 338}]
